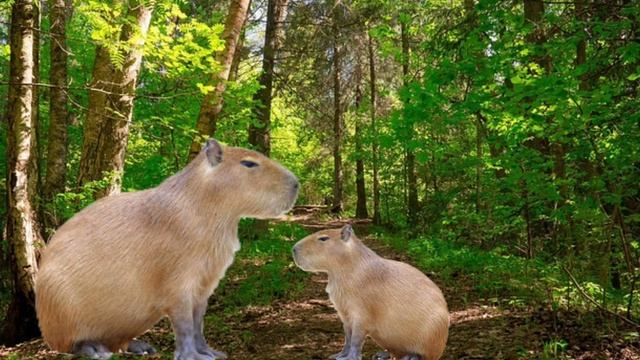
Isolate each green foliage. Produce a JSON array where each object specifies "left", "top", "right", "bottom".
[
  {"left": 542, "top": 339, "right": 569, "bottom": 360},
  {"left": 374, "top": 227, "right": 637, "bottom": 319},
  {"left": 216, "top": 222, "right": 309, "bottom": 308},
  {"left": 46, "top": 175, "right": 113, "bottom": 223},
  {"left": 1, "top": 0, "right": 639, "bottom": 343}
]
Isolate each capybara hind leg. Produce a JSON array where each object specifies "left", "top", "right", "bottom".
[
  {"left": 330, "top": 323, "right": 352, "bottom": 359},
  {"left": 193, "top": 300, "right": 227, "bottom": 359},
  {"left": 127, "top": 339, "right": 157, "bottom": 355},
  {"left": 71, "top": 340, "right": 113, "bottom": 359},
  {"left": 372, "top": 351, "right": 391, "bottom": 360},
  {"left": 400, "top": 354, "right": 423, "bottom": 360}
]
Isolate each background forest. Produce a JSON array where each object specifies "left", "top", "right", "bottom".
[{"left": 1, "top": 0, "right": 640, "bottom": 358}]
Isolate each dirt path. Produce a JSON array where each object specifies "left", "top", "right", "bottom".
[{"left": 2, "top": 210, "right": 640, "bottom": 359}]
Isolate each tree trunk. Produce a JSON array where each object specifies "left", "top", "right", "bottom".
[
  {"left": 402, "top": 20, "right": 419, "bottom": 226},
  {"left": 188, "top": 0, "right": 251, "bottom": 159},
  {"left": 249, "top": 0, "right": 288, "bottom": 155},
  {"left": 77, "top": 0, "right": 153, "bottom": 198},
  {"left": 524, "top": 0, "right": 550, "bottom": 73},
  {"left": 247, "top": 0, "right": 287, "bottom": 236},
  {"left": 464, "top": 0, "right": 484, "bottom": 215},
  {"left": 1, "top": 0, "right": 46, "bottom": 344},
  {"left": 523, "top": 0, "right": 554, "bottom": 248},
  {"left": 331, "top": 5, "right": 343, "bottom": 214},
  {"left": 354, "top": 52, "right": 368, "bottom": 219},
  {"left": 228, "top": 27, "right": 247, "bottom": 83},
  {"left": 368, "top": 33, "right": 381, "bottom": 225},
  {"left": 43, "top": 0, "right": 71, "bottom": 229}
]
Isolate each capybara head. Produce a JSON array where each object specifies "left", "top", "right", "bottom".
[
  {"left": 292, "top": 225, "right": 357, "bottom": 272},
  {"left": 197, "top": 139, "right": 299, "bottom": 219}
]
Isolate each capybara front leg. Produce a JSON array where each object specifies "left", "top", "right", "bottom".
[
  {"left": 127, "top": 339, "right": 157, "bottom": 355},
  {"left": 71, "top": 340, "right": 113, "bottom": 359},
  {"left": 336, "top": 327, "right": 365, "bottom": 360},
  {"left": 170, "top": 304, "right": 216, "bottom": 360},
  {"left": 193, "top": 299, "right": 227, "bottom": 359},
  {"left": 330, "top": 323, "right": 352, "bottom": 359}
]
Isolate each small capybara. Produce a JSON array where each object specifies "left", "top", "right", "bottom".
[
  {"left": 36, "top": 139, "right": 298, "bottom": 360},
  {"left": 292, "top": 225, "right": 449, "bottom": 360}
]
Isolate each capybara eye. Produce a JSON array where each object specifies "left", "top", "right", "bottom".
[
  {"left": 318, "top": 236, "right": 330, "bottom": 242},
  {"left": 240, "top": 160, "right": 258, "bottom": 168}
]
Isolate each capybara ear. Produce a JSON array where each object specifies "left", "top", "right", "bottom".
[
  {"left": 341, "top": 224, "right": 354, "bottom": 241},
  {"left": 204, "top": 139, "right": 223, "bottom": 166}
]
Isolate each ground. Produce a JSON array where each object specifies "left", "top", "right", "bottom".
[{"left": 1, "top": 208, "right": 639, "bottom": 359}]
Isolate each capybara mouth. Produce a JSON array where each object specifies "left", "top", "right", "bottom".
[{"left": 291, "top": 248, "right": 306, "bottom": 270}]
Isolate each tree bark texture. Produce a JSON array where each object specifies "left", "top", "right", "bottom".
[
  {"left": 354, "top": 52, "right": 368, "bottom": 219},
  {"left": 1, "top": 0, "right": 46, "bottom": 344},
  {"left": 248, "top": 0, "right": 289, "bottom": 156},
  {"left": 188, "top": 0, "right": 251, "bottom": 159},
  {"left": 331, "top": 5, "right": 343, "bottom": 213},
  {"left": 77, "top": 0, "right": 153, "bottom": 199},
  {"left": 43, "top": 0, "right": 71, "bottom": 229},
  {"left": 368, "top": 33, "right": 381, "bottom": 225}
]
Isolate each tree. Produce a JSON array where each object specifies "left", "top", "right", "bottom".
[
  {"left": 354, "top": 66, "right": 368, "bottom": 219},
  {"left": 249, "top": 0, "right": 289, "bottom": 156},
  {"left": 188, "top": 0, "right": 251, "bottom": 160},
  {"left": 77, "top": 0, "right": 154, "bottom": 198},
  {"left": 43, "top": 0, "right": 71, "bottom": 229},
  {"left": 401, "top": 18, "right": 419, "bottom": 227},
  {"left": 368, "top": 32, "right": 381, "bottom": 224},
  {"left": 1, "top": 0, "right": 46, "bottom": 344},
  {"left": 331, "top": 2, "right": 343, "bottom": 213}
]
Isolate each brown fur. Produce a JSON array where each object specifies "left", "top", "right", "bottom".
[
  {"left": 292, "top": 226, "right": 449, "bottom": 360},
  {"left": 36, "top": 141, "right": 298, "bottom": 354}
]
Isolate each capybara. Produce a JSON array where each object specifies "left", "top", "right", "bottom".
[
  {"left": 292, "top": 225, "right": 448, "bottom": 360},
  {"left": 36, "top": 139, "right": 298, "bottom": 359}
]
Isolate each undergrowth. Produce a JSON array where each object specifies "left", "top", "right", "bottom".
[
  {"left": 370, "top": 227, "right": 639, "bottom": 321},
  {"left": 214, "top": 221, "right": 310, "bottom": 309}
]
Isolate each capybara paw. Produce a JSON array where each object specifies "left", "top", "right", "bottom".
[
  {"left": 127, "top": 339, "right": 157, "bottom": 355},
  {"left": 372, "top": 351, "right": 392, "bottom": 360},
  {"left": 174, "top": 350, "right": 216, "bottom": 360},
  {"left": 400, "top": 355, "right": 422, "bottom": 360},
  {"left": 330, "top": 351, "right": 348, "bottom": 359},
  {"left": 336, "top": 354, "right": 361, "bottom": 360},
  {"left": 71, "top": 340, "right": 113, "bottom": 359},
  {"left": 197, "top": 346, "right": 228, "bottom": 359}
]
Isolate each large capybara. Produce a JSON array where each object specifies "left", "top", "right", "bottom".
[
  {"left": 36, "top": 139, "right": 298, "bottom": 359},
  {"left": 292, "top": 225, "right": 449, "bottom": 360}
]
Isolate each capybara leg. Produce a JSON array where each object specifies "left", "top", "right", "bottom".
[
  {"left": 400, "top": 355, "right": 423, "bottom": 360},
  {"left": 127, "top": 339, "right": 157, "bottom": 355},
  {"left": 336, "top": 327, "right": 365, "bottom": 360},
  {"left": 329, "top": 323, "right": 352, "bottom": 359},
  {"left": 193, "top": 300, "right": 227, "bottom": 359},
  {"left": 71, "top": 340, "right": 113, "bottom": 359},
  {"left": 372, "top": 351, "right": 392, "bottom": 360},
  {"left": 170, "top": 305, "right": 218, "bottom": 360}
]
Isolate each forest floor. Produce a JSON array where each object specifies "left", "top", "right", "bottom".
[{"left": 1, "top": 208, "right": 640, "bottom": 359}]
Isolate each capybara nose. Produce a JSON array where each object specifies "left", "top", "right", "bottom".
[
  {"left": 292, "top": 245, "right": 299, "bottom": 255},
  {"left": 289, "top": 176, "right": 299, "bottom": 192}
]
